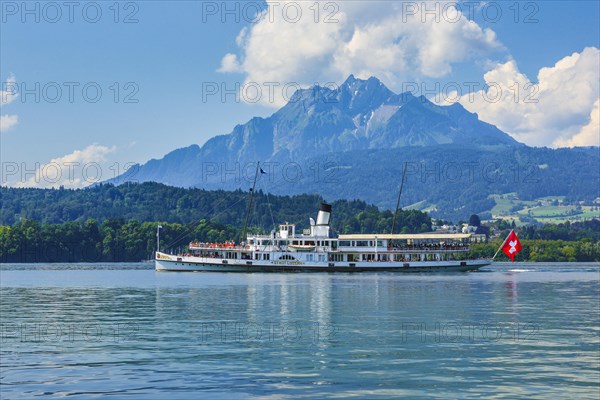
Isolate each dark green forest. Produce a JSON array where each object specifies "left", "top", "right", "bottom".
[
  {"left": 1, "top": 182, "right": 430, "bottom": 232},
  {"left": 0, "top": 183, "right": 431, "bottom": 262},
  {"left": 1, "top": 183, "right": 598, "bottom": 263}
]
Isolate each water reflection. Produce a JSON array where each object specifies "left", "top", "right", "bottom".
[{"left": 1, "top": 264, "right": 599, "bottom": 398}]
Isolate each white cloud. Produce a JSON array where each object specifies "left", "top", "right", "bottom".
[
  {"left": 12, "top": 144, "right": 117, "bottom": 189},
  {"left": 554, "top": 99, "right": 600, "bottom": 147},
  {"left": 219, "top": 1, "right": 503, "bottom": 107},
  {"left": 1, "top": 74, "right": 19, "bottom": 133},
  {"left": 0, "top": 74, "right": 18, "bottom": 105},
  {"left": 453, "top": 47, "right": 600, "bottom": 147},
  {"left": 0, "top": 115, "right": 19, "bottom": 132},
  {"left": 218, "top": 53, "right": 242, "bottom": 73}
]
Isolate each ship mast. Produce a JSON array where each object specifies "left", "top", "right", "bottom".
[
  {"left": 390, "top": 162, "right": 408, "bottom": 235},
  {"left": 242, "top": 162, "right": 261, "bottom": 242}
]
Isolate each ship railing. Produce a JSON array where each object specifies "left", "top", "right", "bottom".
[
  {"left": 177, "top": 252, "right": 228, "bottom": 259},
  {"left": 387, "top": 249, "right": 470, "bottom": 254},
  {"left": 333, "top": 245, "right": 470, "bottom": 253},
  {"left": 387, "top": 245, "right": 471, "bottom": 252},
  {"left": 188, "top": 242, "right": 248, "bottom": 250}
]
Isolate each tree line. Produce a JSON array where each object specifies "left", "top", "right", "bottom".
[
  {"left": 469, "top": 239, "right": 599, "bottom": 262},
  {"left": 0, "top": 209, "right": 431, "bottom": 263},
  {"left": 0, "top": 218, "right": 238, "bottom": 263},
  {"left": 0, "top": 182, "right": 430, "bottom": 231},
  {"left": 2, "top": 183, "right": 597, "bottom": 263},
  {"left": 2, "top": 217, "right": 598, "bottom": 263},
  {"left": 467, "top": 220, "right": 600, "bottom": 262}
]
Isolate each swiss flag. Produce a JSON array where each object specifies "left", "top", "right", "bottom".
[{"left": 502, "top": 230, "right": 522, "bottom": 262}]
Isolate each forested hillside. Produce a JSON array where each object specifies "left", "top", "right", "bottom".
[
  {"left": 0, "top": 182, "right": 431, "bottom": 233},
  {"left": 0, "top": 182, "right": 434, "bottom": 262}
]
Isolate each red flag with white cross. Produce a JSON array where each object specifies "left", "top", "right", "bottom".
[{"left": 502, "top": 230, "right": 522, "bottom": 262}]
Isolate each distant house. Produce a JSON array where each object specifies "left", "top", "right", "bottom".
[{"left": 461, "top": 224, "right": 477, "bottom": 234}]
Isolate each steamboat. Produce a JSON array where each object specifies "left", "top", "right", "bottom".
[{"left": 155, "top": 203, "right": 490, "bottom": 273}]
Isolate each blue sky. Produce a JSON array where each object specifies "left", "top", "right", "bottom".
[{"left": 1, "top": 1, "right": 599, "bottom": 188}]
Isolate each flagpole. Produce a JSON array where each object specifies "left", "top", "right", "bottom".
[{"left": 492, "top": 229, "right": 513, "bottom": 261}]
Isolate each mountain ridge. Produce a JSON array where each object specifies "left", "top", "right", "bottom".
[
  {"left": 114, "top": 75, "right": 519, "bottom": 182},
  {"left": 109, "top": 75, "right": 598, "bottom": 220}
]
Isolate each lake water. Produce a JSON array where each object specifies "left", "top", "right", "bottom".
[{"left": 1, "top": 263, "right": 598, "bottom": 399}]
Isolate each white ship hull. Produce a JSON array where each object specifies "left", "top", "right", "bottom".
[{"left": 155, "top": 252, "right": 490, "bottom": 273}]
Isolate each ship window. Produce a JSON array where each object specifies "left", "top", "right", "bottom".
[
  {"left": 279, "top": 254, "right": 296, "bottom": 260},
  {"left": 318, "top": 255, "right": 326, "bottom": 262},
  {"left": 376, "top": 240, "right": 383, "bottom": 246},
  {"left": 339, "top": 241, "right": 351, "bottom": 247},
  {"left": 307, "top": 254, "right": 314, "bottom": 261},
  {"left": 329, "top": 254, "right": 343, "bottom": 262},
  {"left": 356, "top": 241, "right": 369, "bottom": 247}
]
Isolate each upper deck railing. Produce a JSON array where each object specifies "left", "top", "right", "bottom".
[
  {"left": 189, "top": 241, "right": 471, "bottom": 253},
  {"left": 189, "top": 242, "right": 246, "bottom": 250}
]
